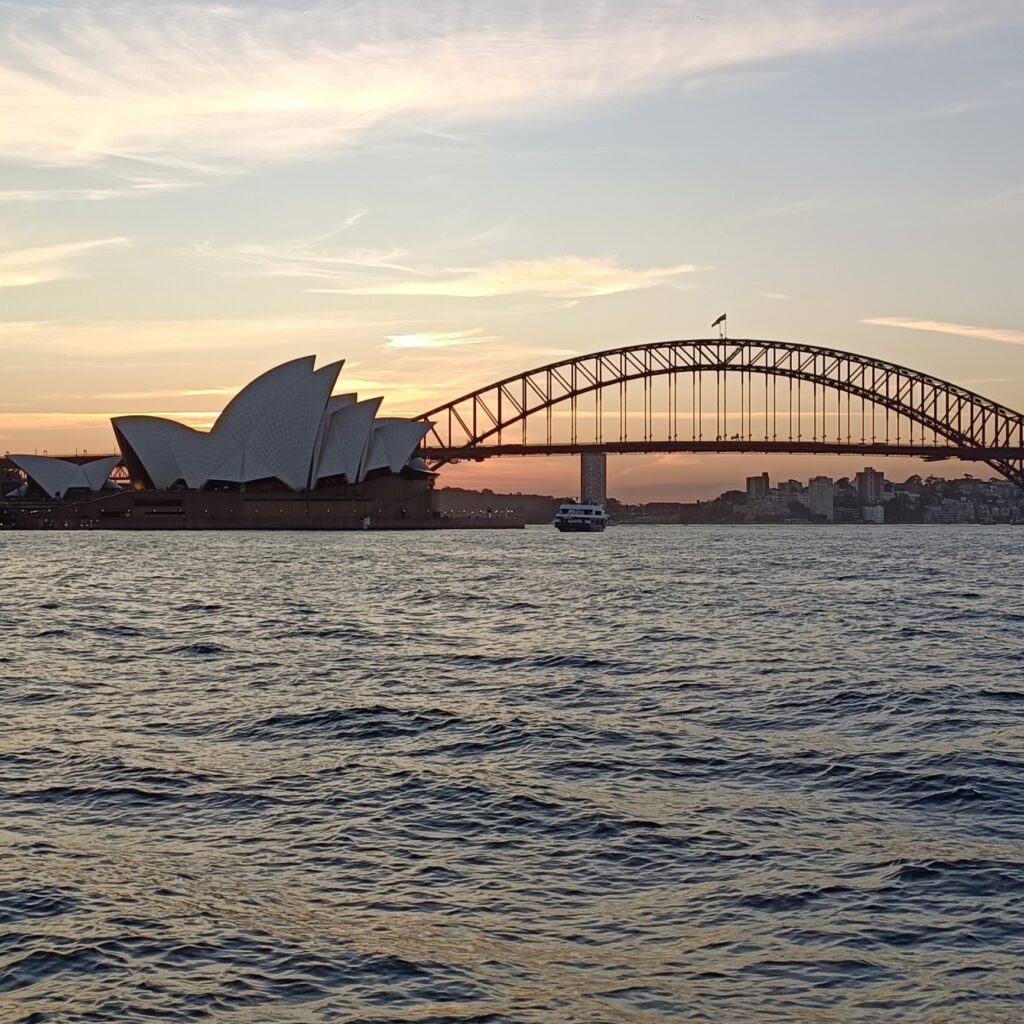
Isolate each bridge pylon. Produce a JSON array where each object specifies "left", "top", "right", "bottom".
[{"left": 581, "top": 452, "right": 607, "bottom": 505}]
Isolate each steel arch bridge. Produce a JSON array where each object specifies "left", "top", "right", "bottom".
[{"left": 416, "top": 338, "right": 1024, "bottom": 487}]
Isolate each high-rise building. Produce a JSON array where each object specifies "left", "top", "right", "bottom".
[
  {"left": 808, "top": 476, "right": 834, "bottom": 521},
  {"left": 746, "top": 472, "right": 770, "bottom": 501},
  {"left": 855, "top": 467, "right": 885, "bottom": 505},
  {"left": 580, "top": 452, "right": 607, "bottom": 505}
]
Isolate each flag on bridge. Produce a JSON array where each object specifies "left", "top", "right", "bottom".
[{"left": 711, "top": 313, "right": 727, "bottom": 328}]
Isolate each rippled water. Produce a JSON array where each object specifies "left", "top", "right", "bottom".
[{"left": 1, "top": 526, "right": 1022, "bottom": 1022}]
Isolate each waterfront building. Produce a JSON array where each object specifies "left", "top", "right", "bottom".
[
  {"left": 746, "top": 472, "right": 770, "bottom": 500},
  {"left": 112, "top": 356, "right": 429, "bottom": 492},
  {"left": 807, "top": 476, "right": 834, "bottom": 521},
  {"left": 924, "top": 499, "right": 976, "bottom": 524},
  {"left": 746, "top": 493, "right": 791, "bottom": 521},
  {"left": 862, "top": 505, "right": 885, "bottom": 524},
  {"left": 6, "top": 455, "right": 120, "bottom": 500},
  {"left": 855, "top": 467, "right": 885, "bottom": 505},
  {"left": 0, "top": 356, "right": 522, "bottom": 531},
  {"left": 833, "top": 507, "right": 862, "bottom": 524}
]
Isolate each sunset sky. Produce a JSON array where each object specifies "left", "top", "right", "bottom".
[{"left": 2, "top": 0, "right": 1022, "bottom": 500}]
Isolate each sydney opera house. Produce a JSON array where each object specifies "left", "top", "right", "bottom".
[{"left": 1, "top": 356, "right": 490, "bottom": 530}]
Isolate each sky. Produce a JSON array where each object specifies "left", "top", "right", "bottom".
[{"left": 1, "top": 0, "right": 1022, "bottom": 501}]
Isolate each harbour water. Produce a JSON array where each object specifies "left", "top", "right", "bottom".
[{"left": 1, "top": 526, "right": 1022, "bottom": 1022}]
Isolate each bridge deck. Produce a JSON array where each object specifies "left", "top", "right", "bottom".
[{"left": 419, "top": 440, "right": 1024, "bottom": 462}]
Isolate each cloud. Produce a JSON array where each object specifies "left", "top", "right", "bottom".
[
  {"left": 0, "top": 236, "right": 128, "bottom": 288},
  {"left": 751, "top": 197, "right": 835, "bottom": 218},
  {"left": 963, "top": 182, "right": 1024, "bottom": 217},
  {"left": 918, "top": 95, "right": 1024, "bottom": 117},
  {"left": 385, "top": 329, "right": 496, "bottom": 349},
  {"left": 0, "top": 187, "right": 124, "bottom": 204},
  {"left": 0, "top": 315, "right": 423, "bottom": 366},
  {"left": 93, "top": 387, "right": 240, "bottom": 401},
  {"left": 0, "top": 314, "right": 578, "bottom": 449},
  {"left": 0, "top": 410, "right": 218, "bottom": 451},
  {"left": 196, "top": 237, "right": 702, "bottom": 299},
  {"left": 0, "top": 168, "right": 207, "bottom": 204},
  {"left": 193, "top": 238, "right": 418, "bottom": 282},
  {"left": 913, "top": 76, "right": 1024, "bottom": 119},
  {"left": 861, "top": 317, "right": 1024, "bottom": 345},
  {"left": 759, "top": 291, "right": 791, "bottom": 300},
  {"left": 0, "top": 1, "right": 1018, "bottom": 166},
  {"left": 328, "top": 257, "right": 701, "bottom": 298}
]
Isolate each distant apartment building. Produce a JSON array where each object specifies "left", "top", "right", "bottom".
[
  {"left": 746, "top": 472, "right": 770, "bottom": 501},
  {"left": 855, "top": 467, "right": 885, "bottom": 505},
  {"left": 862, "top": 505, "right": 885, "bottom": 524},
  {"left": 925, "top": 499, "right": 976, "bottom": 524},
  {"left": 807, "top": 476, "right": 834, "bottom": 521},
  {"left": 833, "top": 507, "right": 862, "bottom": 523},
  {"left": 746, "top": 494, "right": 792, "bottom": 521}
]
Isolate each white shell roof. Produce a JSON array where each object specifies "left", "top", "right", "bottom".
[
  {"left": 9, "top": 455, "right": 120, "bottom": 499},
  {"left": 213, "top": 356, "right": 318, "bottom": 441},
  {"left": 362, "top": 419, "right": 432, "bottom": 476},
  {"left": 112, "top": 356, "right": 430, "bottom": 492},
  {"left": 314, "top": 397, "right": 382, "bottom": 486}
]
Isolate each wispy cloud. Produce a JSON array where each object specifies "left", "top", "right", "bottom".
[
  {"left": 0, "top": 315, "right": 575, "bottom": 447},
  {"left": 327, "top": 257, "right": 702, "bottom": 299},
  {"left": 913, "top": 75, "right": 1024, "bottom": 118},
  {"left": 0, "top": 410, "right": 219, "bottom": 450},
  {"left": 196, "top": 237, "right": 702, "bottom": 299},
  {"left": 0, "top": 236, "right": 128, "bottom": 288},
  {"left": 759, "top": 291, "right": 791, "bottom": 301},
  {"left": 0, "top": 313, "right": 416, "bottom": 360},
  {"left": 861, "top": 317, "right": 1024, "bottom": 345},
  {"left": 751, "top": 196, "right": 835, "bottom": 218},
  {"left": 0, "top": 187, "right": 124, "bottom": 204},
  {"left": 918, "top": 95, "right": 1024, "bottom": 118},
  {"left": 963, "top": 182, "right": 1024, "bottom": 217},
  {"left": 0, "top": 1, "right": 1017, "bottom": 167},
  {"left": 0, "top": 168, "right": 206, "bottom": 205},
  {"left": 93, "top": 387, "right": 240, "bottom": 401},
  {"left": 385, "top": 329, "right": 496, "bottom": 349},
  {"left": 193, "top": 238, "right": 419, "bottom": 282},
  {"left": 681, "top": 66, "right": 798, "bottom": 96}
]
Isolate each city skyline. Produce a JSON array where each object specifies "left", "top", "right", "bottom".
[
  {"left": 2, "top": 1, "right": 1023, "bottom": 501},
  {"left": 634, "top": 465, "right": 1022, "bottom": 523}
]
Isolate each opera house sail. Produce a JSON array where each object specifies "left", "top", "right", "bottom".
[
  {"left": 6, "top": 455, "right": 121, "bottom": 500},
  {"left": 2, "top": 355, "right": 505, "bottom": 530},
  {"left": 112, "top": 356, "right": 430, "bottom": 493}
]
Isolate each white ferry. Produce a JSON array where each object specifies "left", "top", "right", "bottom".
[{"left": 553, "top": 502, "right": 609, "bottom": 532}]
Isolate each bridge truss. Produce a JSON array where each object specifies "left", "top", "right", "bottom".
[{"left": 417, "top": 338, "right": 1024, "bottom": 486}]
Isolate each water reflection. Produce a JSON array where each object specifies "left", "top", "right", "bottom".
[{"left": 0, "top": 527, "right": 1022, "bottom": 1021}]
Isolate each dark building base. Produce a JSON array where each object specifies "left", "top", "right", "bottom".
[{"left": 5, "top": 474, "right": 524, "bottom": 530}]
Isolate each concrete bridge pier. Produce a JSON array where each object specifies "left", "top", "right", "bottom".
[{"left": 580, "top": 452, "right": 607, "bottom": 505}]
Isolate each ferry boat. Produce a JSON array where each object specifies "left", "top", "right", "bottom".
[{"left": 553, "top": 502, "right": 609, "bottom": 532}]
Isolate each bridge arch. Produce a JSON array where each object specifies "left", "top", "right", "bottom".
[{"left": 417, "top": 338, "right": 1024, "bottom": 486}]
